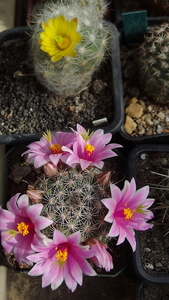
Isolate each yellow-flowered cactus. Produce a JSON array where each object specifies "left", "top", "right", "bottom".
[{"left": 30, "top": 0, "right": 111, "bottom": 95}]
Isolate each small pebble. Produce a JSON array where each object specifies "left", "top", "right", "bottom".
[
  {"left": 145, "top": 263, "right": 154, "bottom": 270},
  {"left": 157, "top": 125, "right": 163, "bottom": 134},
  {"left": 140, "top": 153, "right": 147, "bottom": 160}
]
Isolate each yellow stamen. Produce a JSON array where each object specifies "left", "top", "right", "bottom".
[
  {"left": 50, "top": 143, "right": 62, "bottom": 154},
  {"left": 123, "top": 208, "right": 134, "bottom": 220},
  {"left": 17, "top": 222, "right": 29, "bottom": 236},
  {"left": 84, "top": 144, "right": 95, "bottom": 156},
  {"left": 55, "top": 35, "right": 71, "bottom": 50},
  {"left": 55, "top": 247, "right": 68, "bottom": 263}
]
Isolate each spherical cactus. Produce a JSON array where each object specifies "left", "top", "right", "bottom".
[
  {"left": 30, "top": 0, "right": 111, "bottom": 96},
  {"left": 139, "top": 23, "right": 169, "bottom": 103},
  {"left": 27, "top": 165, "right": 112, "bottom": 242}
]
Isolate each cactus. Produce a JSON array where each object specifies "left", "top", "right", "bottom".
[
  {"left": 138, "top": 23, "right": 169, "bottom": 103},
  {"left": 30, "top": 0, "right": 111, "bottom": 96},
  {"left": 27, "top": 165, "right": 112, "bottom": 242}
]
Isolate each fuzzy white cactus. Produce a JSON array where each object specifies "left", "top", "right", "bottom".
[{"left": 30, "top": 0, "right": 112, "bottom": 96}]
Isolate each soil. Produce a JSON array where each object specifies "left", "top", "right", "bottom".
[
  {"left": 1, "top": 144, "right": 127, "bottom": 276},
  {"left": 134, "top": 150, "right": 169, "bottom": 276},
  {"left": 138, "top": 283, "right": 169, "bottom": 300},
  {"left": 0, "top": 36, "right": 114, "bottom": 135}
]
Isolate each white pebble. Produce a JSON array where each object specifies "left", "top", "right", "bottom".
[
  {"left": 145, "top": 117, "right": 153, "bottom": 126},
  {"left": 156, "top": 262, "right": 163, "bottom": 267},
  {"left": 157, "top": 125, "right": 163, "bottom": 134},
  {"left": 157, "top": 111, "right": 165, "bottom": 120},
  {"left": 140, "top": 153, "right": 147, "bottom": 160},
  {"left": 145, "top": 263, "right": 154, "bottom": 270},
  {"left": 144, "top": 248, "right": 151, "bottom": 253},
  {"left": 147, "top": 105, "right": 153, "bottom": 112},
  {"left": 153, "top": 119, "right": 159, "bottom": 125}
]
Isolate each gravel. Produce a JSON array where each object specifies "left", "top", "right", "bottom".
[
  {"left": 121, "top": 45, "right": 169, "bottom": 137},
  {"left": 0, "top": 37, "right": 114, "bottom": 135}
]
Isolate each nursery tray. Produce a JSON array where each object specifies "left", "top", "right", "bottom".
[
  {"left": 0, "top": 24, "right": 123, "bottom": 145},
  {"left": 127, "top": 144, "right": 169, "bottom": 284}
]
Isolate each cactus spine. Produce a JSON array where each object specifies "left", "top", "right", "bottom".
[
  {"left": 28, "top": 165, "right": 111, "bottom": 242},
  {"left": 30, "top": 0, "right": 111, "bottom": 96},
  {"left": 139, "top": 23, "right": 169, "bottom": 103}
]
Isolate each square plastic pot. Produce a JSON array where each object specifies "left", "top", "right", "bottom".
[{"left": 0, "top": 23, "right": 123, "bottom": 145}]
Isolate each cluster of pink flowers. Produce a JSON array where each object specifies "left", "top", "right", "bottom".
[{"left": 0, "top": 124, "right": 155, "bottom": 292}]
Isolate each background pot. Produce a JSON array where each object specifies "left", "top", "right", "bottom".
[
  {"left": 127, "top": 144, "right": 169, "bottom": 284},
  {"left": 112, "top": 0, "right": 169, "bottom": 143}
]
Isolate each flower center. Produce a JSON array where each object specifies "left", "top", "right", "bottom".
[
  {"left": 55, "top": 35, "right": 71, "bottom": 50},
  {"left": 123, "top": 208, "right": 134, "bottom": 220},
  {"left": 50, "top": 143, "right": 62, "bottom": 154},
  {"left": 17, "top": 222, "right": 29, "bottom": 236},
  {"left": 55, "top": 247, "right": 68, "bottom": 265},
  {"left": 84, "top": 144, "right": 95, "bottom": 156}
]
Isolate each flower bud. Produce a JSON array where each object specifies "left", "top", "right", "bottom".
[
  {"left": 43, "top": 162, "right": 58, "bottom": 177},
  {"left": 26, "top": 190, "right": 44, "bottom": 203},
  {"left": 97, "top": 171, "right": 111, "bottom": 187}
]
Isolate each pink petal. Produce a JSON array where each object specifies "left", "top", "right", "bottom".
[
  {"left": 33, "top": 155, "right": 49, "bottom": 168},
  {"left": 42, "top": 261, "right": 59, "bottom": 287},
  {"left": 116, "top": 226, "right": 126, "bottom": 245},
  {"left": 26, "top": 204, "right": 43, "bottom": 223},
  {"left": 73, "top": 255, "right": 96, "bottom": 276},
  {"left": 53, "top": 229, "right": 68, "bottom": 245},
  {"left": 124, "top": 227, "right": 136, "bottom": 251},
  {"left": 17, "top": 194, "right": 29, "bottom": 212},
  {"left": 64, "top": 267, "right": 78, "bottom": 292},
  {"left": 108, "top": 219, "right": 120, "bottom": 237},
  {"left": 67, "top": 231, "right": 81, "bottom": 246},
  {"left": 51, "top": 268, "right": 64, "bottom": 290},
  {"left": 79, "top": 159, "right": 92, "bottom": 170},
  {"left": 34, "top": 215, "right": 53, "bottom": 231},
  {"left": 7, "top": 193, "right": 22, "bottom": 215},
  {"left": 0, "top": 208, "right": 15, "bottom": 230},
  {"left": 68, "top": 255, "right": 82, "bottom": 285},
  {"left": 129, "top": 185, "right": 150, "bottom": 207},
  {"left": 49, "top": 153, "right": 61, "bottom": 166}
]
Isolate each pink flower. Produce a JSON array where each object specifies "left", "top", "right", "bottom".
[
  {"left": 0, "top": 193, "right": 53, "bottom": 265},
  {"left": 86, "top": 238, "right": 113, "bottom": 272},
  {"left": 101, "top": 178, "right": 155, "bottom": 251},
  {"left": 22, "top": 130, "right": 76, "bottom": 168},
  {"left": 62, "top": 124, "right": 122, "bottom": 170},
  {"left": 27, "top": 230, "right": 96, "bottom": 292}
]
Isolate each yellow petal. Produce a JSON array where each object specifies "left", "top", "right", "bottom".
[
  {"left": 39, "top": 15, "right": 82, "bottom": 62},
  {"left": 51, "top": 53, "right": 63, "bottom": 62}
]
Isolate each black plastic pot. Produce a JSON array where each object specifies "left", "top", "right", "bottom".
[
  {"left": 0, "top": 24, "right": 123, "bottom": 145},
  {"left": 127, "top": 144, "right": 169, "bottom": 284},
  {"left": 0, "top": 143, "right": 129, "bottom": 275}
]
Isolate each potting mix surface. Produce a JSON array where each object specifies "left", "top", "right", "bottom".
[{"left": 0, "top": 37, "right": 114, "bottom": 135}]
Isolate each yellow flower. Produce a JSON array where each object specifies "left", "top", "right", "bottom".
[{"left": 39, "top": 15, "right": 82, "bottom": 62}]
